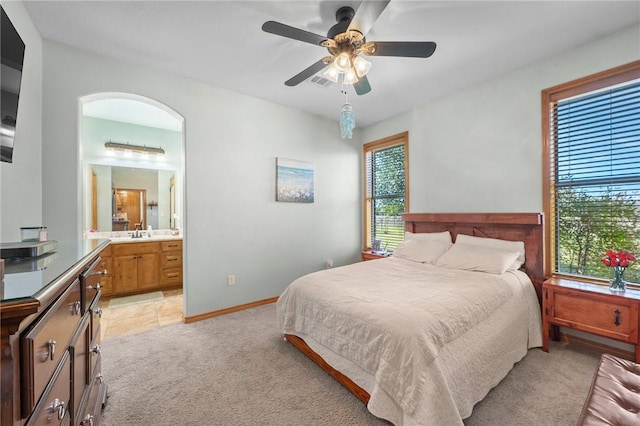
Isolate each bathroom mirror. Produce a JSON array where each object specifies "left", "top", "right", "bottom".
[{"left": 87, "top": 165, "right": 178, "bottom": 232}]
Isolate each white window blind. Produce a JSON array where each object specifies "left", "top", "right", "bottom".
[{"left": 549, "top": 79, "right": 640, "bottom": 283}]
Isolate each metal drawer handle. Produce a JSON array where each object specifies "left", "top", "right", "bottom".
[
  {"left": 94, "top": 307, "right": 103, "bottom": 318},
  {"left": 97, "top": 373, "right": 104, "bottom": 384},
  {"left": 70, "top": 300, "right": 81, "bottom": 316},
  {"left": 87, "top": 283, "right": 102, "bottom": 291},
  {"left": 90, "top": 269, "right": 108, "bottom": 276},
  {"left": 46, "top": 340, "right": 57, "bottom": 361},
  {"left": 614, "top": 309, "right": 621, "bottom": 326},
  {"left": 91, "top": 344, "right": 101, "bottom": 355},
  {"left": 81, "top": 413, "right": 94, "bottom": 426},
  {"left": 50, "top": 398, "right": 65, "bottom": 420}
]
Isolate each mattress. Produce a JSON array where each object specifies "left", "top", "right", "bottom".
[{"left": 277, "top": 257, "right": 542, "bottom": 426}]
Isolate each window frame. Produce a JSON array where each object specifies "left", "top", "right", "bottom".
[
  {"left": 362, "top": 131, "right": 409, "bottom": 251},
  {"left": 541, "top": 60, "right": 640, "bottom": 282}
]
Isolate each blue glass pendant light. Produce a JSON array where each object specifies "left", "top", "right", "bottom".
[{"left": 339, "top": 89, "right": 355, "bottom": 139}]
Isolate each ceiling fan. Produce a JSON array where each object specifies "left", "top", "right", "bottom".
[{"left": 262, "top": 0, "right": 436, "bottom": 95}]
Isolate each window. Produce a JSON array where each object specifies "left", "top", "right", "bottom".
[
  {"left": 363, "top": 132, "right": 409, "bottom": 252},
  {"left": 542, "top": 61, "right": 640, "bottom": 285}
]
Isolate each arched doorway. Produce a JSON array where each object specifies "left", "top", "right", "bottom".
[
  {"left": 79, "top": 93, "right": 184, "bottom": 234},
  {"left": 78, "top": 93, "right": 187, "bottom": 328}
]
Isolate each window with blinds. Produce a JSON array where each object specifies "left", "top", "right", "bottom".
[
  {"left": 363, "top": 132, "right": 409, "bottom": 252},
  {"left": 544, "top": 62, "right": 640, "bottom": 285}
]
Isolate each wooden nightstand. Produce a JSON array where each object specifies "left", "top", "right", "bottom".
[
  {"left": 542, "top": 277, "right": 640, "bottom": 362},
  {"left": 361, "top": 250, "right": 389, "bottom": 261}
]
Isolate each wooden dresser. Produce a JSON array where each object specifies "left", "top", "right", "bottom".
[
  {"left": 1, "top": 240, "right": 109, "bottom": 426},
  {"left": 542, "top": 277, "right": 640, "bottom": 362}
]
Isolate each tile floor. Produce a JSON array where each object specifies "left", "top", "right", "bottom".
[{"left": 100, "top": 288, "right": 183, "bottom": 339}]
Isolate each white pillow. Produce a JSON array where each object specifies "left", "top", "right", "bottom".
[
  {"left": 435, "top": 243, "right": 521, "bottom": 275},
  {"left": 405, "top": 231, "right": 452, "bottom": 243},
  {"left": 393, "top": 239, "right": 452, "bottom": 264},
  {"left": 455, "top": 234, "right": 525, "bottom": 270}
]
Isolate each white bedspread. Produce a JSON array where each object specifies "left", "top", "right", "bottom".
[{"left": 277, "top": 257, "right": 542, "bottom": 426}]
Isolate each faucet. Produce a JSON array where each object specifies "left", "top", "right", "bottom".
[{"left": 130, "top": 224, "right": 144, "bottom": 238}]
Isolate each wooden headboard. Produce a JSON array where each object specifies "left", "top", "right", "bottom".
[{"left": 403, "top": 213, "right": 545, "bottom": 296}]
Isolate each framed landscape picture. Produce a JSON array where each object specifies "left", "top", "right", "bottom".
[{"left": 276, "top": 158, "right": 314, "bottom": 203}]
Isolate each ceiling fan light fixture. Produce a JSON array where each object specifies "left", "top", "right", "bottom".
[
  {"left": 334, "top": 52, "right": 352, "bottom": 72},
  {"left": 323, "top": 63, "right": 340, "bottom": 83},
  {"left": 342, "top": 68, "right": 359, "bottom": 85},
  {"left": 353, "top": 55, "right": 371, "bottom": 78}
]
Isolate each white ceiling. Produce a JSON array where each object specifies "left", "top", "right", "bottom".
[{"left": 24, "top": 1, "right": 640, "bottom": 128}]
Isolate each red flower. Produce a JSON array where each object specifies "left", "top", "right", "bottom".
[{"left": 602, "top": 250, "right": 636, "bottom": 269}]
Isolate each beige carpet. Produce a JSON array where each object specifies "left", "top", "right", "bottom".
[
  {"left": 107, "top": 291, "right": 163, "bottom": 307},
  {"left": 101, "top": 303, "right": 600, "bottom": 426}
]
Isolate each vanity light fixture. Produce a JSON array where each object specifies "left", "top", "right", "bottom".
[{"left": 104, "top": 141, "right": 165, "bottom": 156}]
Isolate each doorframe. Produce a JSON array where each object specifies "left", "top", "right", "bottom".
[{"left": 77, "top": 92, "right": 187, "bottom": 308}]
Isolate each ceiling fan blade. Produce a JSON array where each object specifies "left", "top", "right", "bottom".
[
  {"left": 284, "top": 59, "right": 328, "bottom": 86},
  {"left": 262, "top": 21, "right": 328, "bottom": 46},
  {"left": 367, "top": 41, "right": 437, "bottom": 58},
  {"left": 354, "top": 75, "right": 371, "bottom": 96},
  {"left": 347, "top": 0, "right": 390, "bottom": 36}
]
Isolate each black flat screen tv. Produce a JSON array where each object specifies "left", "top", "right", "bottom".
[{"left": 1, "top": 6, "right": 25, "bottom": 163}]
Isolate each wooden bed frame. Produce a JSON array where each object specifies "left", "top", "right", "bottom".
[{"left": 285, "top": 212, "right": 545, "bottom": 406}]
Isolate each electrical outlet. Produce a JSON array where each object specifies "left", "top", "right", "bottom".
[
  {"left": 227, "top": 275, "right": 235, "bottom": 286},
  {"left": 325, "top": 259, "right": 333, "bottom": 269}
]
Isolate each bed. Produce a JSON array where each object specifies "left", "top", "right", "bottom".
[{"left": 276, "top": 213, "right": 545, "bottom": 426}]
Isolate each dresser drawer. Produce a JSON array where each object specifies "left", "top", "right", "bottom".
[
  {"left": 88, "top": 294, "right": 103, "bottom": 343},
  {"left": 79, "top": 356, "right": 106, "bottom": 426},
  {"left": 89, "top": 323, "right": 102, "bottom": 379},
  {"left": 81, "top": 257, "right": 106, "bottom": 313},
  {"left": 26, "top": 351, "right": 71, "bottom": 426},
  {"left": 98, "top": 256, "right": 112, "bottom": 276},
  {"left": 552, "top": 290, "right": 638, "bottom": 342},
  {"left": 161, "top": 240, "right": 181, "bottom": 252},
  {"left": 69, "top": 316, "right": 90, "bottom": 424},
  {"left": 161, "top": 251, "right": 182, "bottom": 269},
  {"left": 22, "top": 280, "right": 82, "bottom": 414}
]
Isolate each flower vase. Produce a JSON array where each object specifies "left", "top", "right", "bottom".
[{"left": 609, "top": 267, "right": 626, "bottom": 292}]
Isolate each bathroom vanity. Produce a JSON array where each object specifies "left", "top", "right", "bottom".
[{"left": 94, "top": 236, "right": 182, "bottom": 298}]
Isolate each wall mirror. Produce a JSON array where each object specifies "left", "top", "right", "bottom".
[{"left": 80, "top": 94, "right": 184, "bottom": 234}]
